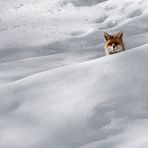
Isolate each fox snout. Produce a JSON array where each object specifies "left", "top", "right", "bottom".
[
  {"left": 104, "top": 32, "right": 125, "bottom": 55},
  {"left": 113, "top": 44, "right": 116, "bottom": 49}
]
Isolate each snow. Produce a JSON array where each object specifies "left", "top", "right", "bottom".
[{"left": 0, "top": 0, "right": 148, "bottom": 147}]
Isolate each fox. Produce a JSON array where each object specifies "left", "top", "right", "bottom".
[{"left": 104, "top": 32, "right": 125, "bottom": 55}]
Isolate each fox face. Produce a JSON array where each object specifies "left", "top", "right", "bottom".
[{"left": 104, "top": 32, "right": 125, "bottom": 55}]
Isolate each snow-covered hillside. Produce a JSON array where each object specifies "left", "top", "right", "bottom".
[{"left": 0, "top": 0, "right": 148, "bottom": 147}]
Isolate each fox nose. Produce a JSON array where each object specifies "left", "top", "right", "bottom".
[{"left": 113, "top": 45, "right": 116, "bottom": 49}]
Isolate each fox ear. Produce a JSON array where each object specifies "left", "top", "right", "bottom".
[
  {"left": 116, "top": 32, "right": 123, "bottom": 39},
  {"left": 104, "top": 32, "right": 111, "bottom": 41}
]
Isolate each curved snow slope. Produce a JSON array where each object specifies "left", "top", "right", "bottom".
[
  {"left": 0, "top": 46, "right": 148, "bottom": 148},
  {"left": 1, "top": 0, "right": 148, "bottom": 148},
  {"left": 1, "top": 16, "right": 148, "bottom": 84},
  {"left": 1, "top": 0, "right": 148, "bottom": 60},
  {"left": 1, "top": 0, "right": 148, "bottom": 85}
]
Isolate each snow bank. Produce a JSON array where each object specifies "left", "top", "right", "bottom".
[
  {"left": 1, "top": 45, "right": 148, "bottom": 148},
  {"left": 1, "top": 0, "right": 148, "bottom": 147}
]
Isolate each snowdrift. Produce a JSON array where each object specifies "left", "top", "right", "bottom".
[
  {"left": 1, "top": 0, "right": 148, "bottom": 147},
  {"left": 0, "top": 45, "right": 148, "bottom": 148}
]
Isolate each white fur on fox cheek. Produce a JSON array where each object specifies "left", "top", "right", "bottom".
[{"left": 118, "top": 45, "right": 123, "bottom": 51}]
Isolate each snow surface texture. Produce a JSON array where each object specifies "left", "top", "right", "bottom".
[{"left": 1, "top": 0, "right": 148, "bottom": 147}]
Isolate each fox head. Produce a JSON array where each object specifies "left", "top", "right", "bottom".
[{"left": 104, "top": 32, "right": 125, "bottom": 55}]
